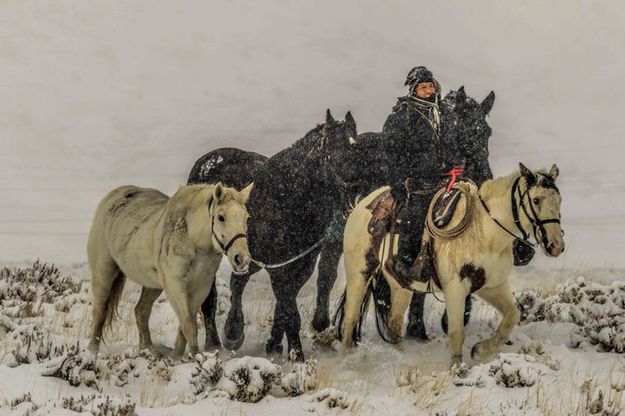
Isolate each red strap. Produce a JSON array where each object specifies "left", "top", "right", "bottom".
[{"left": 445, "top": 166, "right": 465, "bottom": 192}]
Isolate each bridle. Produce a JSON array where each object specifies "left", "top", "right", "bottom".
[
  {"left": 208, "top": 199, "right": 247, "bottom": 255},
  {"left": 479, "top": 174, "right": 562, "bottom": 251}
]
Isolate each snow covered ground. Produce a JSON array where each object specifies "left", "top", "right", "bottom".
[
  {"left": 1, "top": 261, "right": 624, "bottom": 415},
  {"left": 2, "top": 1, "right": 625, "bottom": 414}
]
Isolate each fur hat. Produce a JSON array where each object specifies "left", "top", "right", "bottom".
[{"left": 404, "top": 66, "right": 440, "bottom": 95}]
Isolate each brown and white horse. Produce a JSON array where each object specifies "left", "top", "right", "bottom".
[
  {"left": 87, "top": 183, "right": 252, "bottom": 357},
  {"left": 339, "top": 163, "right": 564, "bottom": 367}
]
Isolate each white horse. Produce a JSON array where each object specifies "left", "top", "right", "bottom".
[
  {"left": 87, "top": 182, "right": 252, "bottom": 357},
  {"left": 340, "top": 163, "right": 564, "bottom": 366}
]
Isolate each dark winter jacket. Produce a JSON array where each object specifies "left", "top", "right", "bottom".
[{"left": 382, "top": 96, "right": 451, "bottom": 201}]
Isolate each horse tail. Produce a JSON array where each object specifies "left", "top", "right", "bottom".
[
  {"left": 355, "top": 281, "right": 374, "bottom": 344},
  {"left": 332, "top": 290, "right": 347, "bottom": 341},
  {"left": 332, "top": 279, "right": 374, "bottom": 346},
  {"left": 347, "top": 195, "right": 363, "bottom": 215},
  {"left": 103, "top": 271, "right": 126, "bottom": 337},
  {"left": 372, "top": 274, "right": 396, "bottom": 343}
]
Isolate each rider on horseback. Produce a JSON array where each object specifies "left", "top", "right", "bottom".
[{"left": 383, "top": 66, "right": 458, "bottom": 284}]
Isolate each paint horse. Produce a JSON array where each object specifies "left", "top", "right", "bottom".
[
  {"left": 87, "top": 183, "right": 252, "bottom": 357},
  {"left": 339, "top": 164, "right": 564, "bottom": 366}
]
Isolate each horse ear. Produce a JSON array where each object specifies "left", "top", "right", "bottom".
[
  {"left": 549, "top": 164, "right": 560, "bottom": 180},
  {"left": 326, "top": 109, "right": 335, "bottom": 124},
  {"left": 240, "top": 182, "right": 253, "bottom": 203},
  {"left": 457, "top": 86, "right": 466, "bottom": 102},
  {"left": 345, "top": 111, "right": 356, "bottom": 132},
  {"left": 481, "top": 91, "right": 496, "bottom": 115},
  {"left": 213, "top": 182, "right": 224, "bottom": 204},
  {"left": 519, "top": 163, "right": 536, "bottom": 185}
]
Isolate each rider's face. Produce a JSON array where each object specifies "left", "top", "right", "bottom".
[{"left": 415, "top": 82, "right": 436, "bottom": 99}]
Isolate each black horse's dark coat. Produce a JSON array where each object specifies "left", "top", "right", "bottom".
[
  {"left": 189, "top": 113, "right": 357, "bottom": 359},
  {"left": 189, "top": 88, "right": 495, "bottom": 358}
]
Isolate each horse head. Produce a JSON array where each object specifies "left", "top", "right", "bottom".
[
  {"left": 443, "top": 87, "right": 496, "bottom": 184},
  {"left": 310, "top": 109, "right": 359, "bottom": 193},
  {"left": 208, "top": 182, "right": 253, "bottom": 274},
  {"left": 518, "top": 163, "right": 565, "bottom": 257}
]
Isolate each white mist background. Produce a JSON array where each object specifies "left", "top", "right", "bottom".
[{"left": 1, "top": 1, "right": 623, "bottom": 267}]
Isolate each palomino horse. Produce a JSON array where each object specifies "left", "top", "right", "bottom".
[
  {"left": 87, "top": 183, "right": 252, "bottom": 357},
  {"left": 340, "top": 163, "right": 564, "bottom": 366}
]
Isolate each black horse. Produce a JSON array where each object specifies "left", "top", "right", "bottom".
[
  {"left": 189, "top": 111, "right": 357, "bottom": 359},
  {"left": 190, "top": 88, "right": 495, "bottom": 358}
]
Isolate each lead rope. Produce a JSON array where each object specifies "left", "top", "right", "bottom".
[{"left": 250, "top": 236, "right": 326, "bottom": 270}]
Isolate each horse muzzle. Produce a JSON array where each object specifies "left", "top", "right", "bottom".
[
  {"left": 230, "top": 250, "right": 252, "bottom": 275},
  {"left": 546, "top": 239, "right": 564, "bottom": 257}
]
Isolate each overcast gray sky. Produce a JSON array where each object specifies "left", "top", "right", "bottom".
[{"left": 2, "top": 1, "right": 624, "bottom": 265}]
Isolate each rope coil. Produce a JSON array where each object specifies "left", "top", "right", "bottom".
[{"left": 425, "top": 182, "right": 474, "bottom": 240}]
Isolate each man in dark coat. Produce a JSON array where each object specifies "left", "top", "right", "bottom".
[{"left": 383, "top": 66, "right": 457, "bottom": 282}]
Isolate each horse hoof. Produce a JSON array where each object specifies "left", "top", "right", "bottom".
[
  {"left": 311, "top": 316, "right": 330, "bottom": 333},
  {"left": 288, "top": 348, "right": 305, "bottom": 362},
  {"left": 450, "top": 355, "right": 463, "bottom": 370},
  {"left": 266, "top": 340, "right": 283, "bottom": 356},
  {"left": 222, "top": 333, "right": 245, "bottom": 351},
  {"left": 87, "top": 342, "right": 99, "bottom": 355},
  {"left": 470, "top": 343, "right": 480, "bottom": 359},
  {"left": 405, "top": 326, "right": 429, "bottom": 342},
  {"left": 204, "top": 340, "right": 221, "bottom": 352},
  {"left": 388, "top": 334, "right": 402, "bottom": 345}
]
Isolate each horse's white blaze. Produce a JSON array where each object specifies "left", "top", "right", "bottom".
[
  {"left": 87, "top": 184, "right": 251, "bottom": 357},
  {"left": 341, "top": 167, "right": 564, "bottom": 366}
]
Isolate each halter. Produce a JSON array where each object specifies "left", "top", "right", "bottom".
[
  {"left": 208, "top": 199, "right": 247, "bottom": 254},
  {"left": 478, "top": 174, "right": 562, "bottom": 251}
]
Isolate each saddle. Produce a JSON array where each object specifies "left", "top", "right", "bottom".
[
  {"left": 366, "top": 182, "right": 470, "bottom": 291},
  {"left": 366, "top": 190, "right": 439, "bottom": 290}
]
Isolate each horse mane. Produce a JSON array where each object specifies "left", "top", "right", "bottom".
[
  {"left": 479, "top": 170, "right": 521, "bottom": 200},
  {"left": 275, "top": 123, "right": 327, "bottom": 160},
  {"left": 172, "top": 184, "right": 244, "bottom": 210}
]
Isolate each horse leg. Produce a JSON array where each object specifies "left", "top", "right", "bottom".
[
  {"left": 135, "top": 288, "right": 162, "bottom": 350},
  {"left": 165, "top": 281, "right": 199, "bottom": 357},
  {"left": 174, "top": 328, "right": 186, "bottom": 357},
  {"left": 443, "top": 279, "right": 470, "bottom": 367},
  {"left": 222, "top": 268, "right": 256, "bottom": 350},
  {"left": 312, "top": 242, "right": 342, "bottom": 332},
  {"left": 201, "top": 279, "right": 220, "bottom": 350},
  {"left": 388, "top": 279, "right": 413, "bottom": 343},
  {"left": 266, "top": 257, "right": 317, "bottom": 361},
  {"left": 405, "top": 293, "right": 428, "bottom": 341},
  {"left": 88, "top": 256, "right": 120, "bottom": 354},
  {"left": 471, "top": 280, "right": 520, "bottom": 361},
  {"left": 341, "top": 243, "right": 372, "bottom": 351},
  {"left": 441, "top": 295, "right": 473, "bottom": 334}
]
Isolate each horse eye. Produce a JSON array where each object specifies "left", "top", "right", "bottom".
[{"left": 218, "top": 215, "right": 225, "bottom": 222}]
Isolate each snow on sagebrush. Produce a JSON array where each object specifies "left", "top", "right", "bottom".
[
  {"left": 0, "top": 261, "right": 88, "bottom": 332},
  {"left": 516, "top": 277, "right": 625, "bottom": 353},
  {"left": 453, "top": 353, "right": 554, "bottom": 388},
  {"left": 191, "top": 351, "right": 318, "bottom": 402}
]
